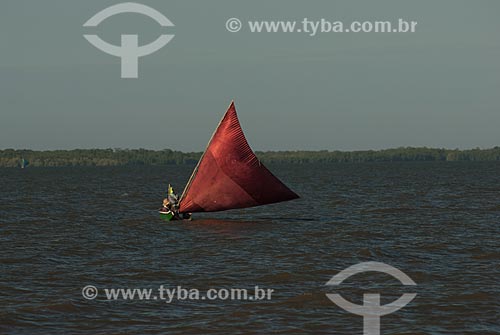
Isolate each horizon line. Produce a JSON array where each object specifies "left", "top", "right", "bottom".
[{"left": 1, "top": 146, "right": 499, "bottom": 153}]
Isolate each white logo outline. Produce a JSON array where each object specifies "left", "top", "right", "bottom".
[
  {"left": 83, "top": 2, "right": 174, "bottom": 78},
  {"left": 325, "top": 262, "right": 417, "bottom": 335}
]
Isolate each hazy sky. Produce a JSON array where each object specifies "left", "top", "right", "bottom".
[{"left": 1, "top": 0, "right": 499, "bottom": 151}]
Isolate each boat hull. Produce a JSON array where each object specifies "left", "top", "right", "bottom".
[
  {"left": 159, "top": 211, "right": 175, "bottom": 221},
  {"left": 159, "top": 211, "right": 192, "bottom": 221}
]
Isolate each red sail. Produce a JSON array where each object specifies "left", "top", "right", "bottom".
[{"left": 179, "top": 102, "right": 299, "bottom": 213}]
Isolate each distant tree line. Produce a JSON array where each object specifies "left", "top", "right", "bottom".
[
  {"left": 0, "top": 147, "right": 499, "bottom": 167},
  {"left": 0, "top": 149, "right": 200, "bottom": 167}
]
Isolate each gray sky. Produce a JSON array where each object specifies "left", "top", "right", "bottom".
[{"left": 1, "top": 0, "right": 499, "bottom": 151}]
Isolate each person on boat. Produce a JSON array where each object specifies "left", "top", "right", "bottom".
[
  {"left": 167, "top": 185, "right": 179, "bottom": 207},
  {"left": 160, "top": 198, "right": 171, "bottom": 212},
  {"left": 159, "top": 197, "right": 181, "bottom": 220},
  {"left": 160, "top": 185, "right": 192, "bottom": 220}
]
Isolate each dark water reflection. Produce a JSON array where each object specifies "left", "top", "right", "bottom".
[{"left": 0, "top": 162, "right": 499, "bottom": 334}]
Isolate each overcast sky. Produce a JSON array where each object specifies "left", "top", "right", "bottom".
[{"left": 1, "top": 0, "right": 499, "bottom": 151}]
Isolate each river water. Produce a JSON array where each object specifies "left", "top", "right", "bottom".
[{"left": 1, "top": 162, "right": 499, "bottom": 334}]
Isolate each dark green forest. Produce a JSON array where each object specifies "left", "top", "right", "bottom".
[{"left": 1, "top": 147, "right": 500, "bottom": 167}]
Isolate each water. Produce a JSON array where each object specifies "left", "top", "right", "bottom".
[{"left": 1, "top": 162, "right": 499, "bottom": 334}]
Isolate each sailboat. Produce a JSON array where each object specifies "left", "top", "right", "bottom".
[
  {"left": 20, "top": 158, "right": 29, "bottom": 169},
  {"left": 159, "top": 101, "right": 299, "bottom": 221}
]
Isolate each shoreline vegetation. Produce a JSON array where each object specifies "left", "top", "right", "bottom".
[{"left": 1, "top": 147, "right": 499, "bottom": 167}]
